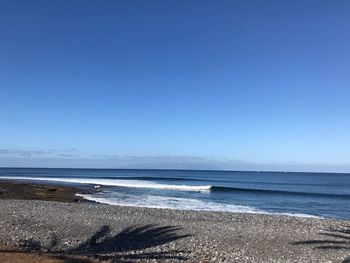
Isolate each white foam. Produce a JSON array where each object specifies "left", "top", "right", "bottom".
[
  {"left": 76, "top": 193, "right": 264, "bottom": 213},
  {"left": 0, "top": 176, "right": 211, "bottom": 192},
  {"left": 277, "top": 212, "right": 320, "bottom": 218},
  {"left": 76, "top": 192, "right": 319, "bottom": 218}
]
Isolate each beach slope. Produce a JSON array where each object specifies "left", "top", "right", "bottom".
[{"left": 0, "top": 190, "right": 349, "bottom": 262}]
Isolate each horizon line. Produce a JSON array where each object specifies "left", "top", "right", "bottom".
[{"left": 0, "top": 166, "right": 349, "bottom": 175}]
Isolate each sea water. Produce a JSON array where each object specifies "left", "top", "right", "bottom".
[{"left": 0, "top": 168, "right": 349, "bottom": 219}]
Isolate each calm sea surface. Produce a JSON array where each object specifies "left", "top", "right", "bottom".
[{"left": 0, "top": 168, "right": 349, "bottom": 219}]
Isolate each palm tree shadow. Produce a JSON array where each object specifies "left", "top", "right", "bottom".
[
  {"left": 0, "top": 224, "right": 191, "bottom": 262},
  {"left": 291, "top": 226, "right": 350, "bottom": 263},
  {"left": 67, "top": 224, "right": 191, "bottom": 261}
]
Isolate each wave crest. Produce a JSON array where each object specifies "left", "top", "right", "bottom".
[{"left": 0, "top": 176, "right": 211, "bottom": 192}]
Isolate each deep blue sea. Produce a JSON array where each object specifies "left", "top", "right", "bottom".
[{"left": 0, "top": 168, "right": 349, "bottom": 219}]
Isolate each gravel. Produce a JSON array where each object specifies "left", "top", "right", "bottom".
[{"left": 0, "top": 199, "right": 349, "bottom": 262}]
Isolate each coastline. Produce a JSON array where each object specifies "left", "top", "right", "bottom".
[{"left": 0, "top": 181, "right": 349, "bottom": 262}]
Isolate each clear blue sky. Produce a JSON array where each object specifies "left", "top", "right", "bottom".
[{"left": 1, "top": 0, "right": 350, "bottom": 172}]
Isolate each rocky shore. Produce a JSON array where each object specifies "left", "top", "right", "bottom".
[{"left": 0, "top": 181, "right": 93, "bottom": 203}]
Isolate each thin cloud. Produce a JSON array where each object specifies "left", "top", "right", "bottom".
[
  {"left": 0, "top": 149, "right": 349, "bottom": 173},
  {"left": 0, "top": 148, "right": 76, "bottom": 158}
]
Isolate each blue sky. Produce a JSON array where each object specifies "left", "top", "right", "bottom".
[{"left": 0, "top": 0, "right": 350, "bottom": 172}]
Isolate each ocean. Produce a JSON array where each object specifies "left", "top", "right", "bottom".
[{"left": 0, "top": 168, "right": 349, "bottom": 219}]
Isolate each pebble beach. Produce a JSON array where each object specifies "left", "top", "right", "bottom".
[{"left": 0, "top": 182, "right": 349, "bottom": 262}]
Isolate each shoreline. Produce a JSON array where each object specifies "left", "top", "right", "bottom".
[
  {"left": 75, "top": 192, "right": 322, "bottom": 219},
  {"left": 0, "top": 181, "right": 349, "bottom": 262},
  {"left": 0, "top": 179, "right": 338, "bottom": 219}
]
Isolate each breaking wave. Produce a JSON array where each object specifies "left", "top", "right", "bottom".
[{"left": 0, "top": 176, "right": 211, "bottom": 191}]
